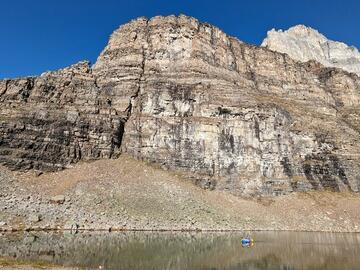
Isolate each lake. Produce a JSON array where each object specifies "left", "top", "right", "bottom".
[{"left": 0, "top": 231, "right": 359, "bottom": 269}]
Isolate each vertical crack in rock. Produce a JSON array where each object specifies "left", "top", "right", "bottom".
[
  {"left": 1, "top": 16, "right": 360, "bottom": 196},
  {"left": 0, "top": 79, "right": 9, "bottom": 98},
  {"left": 239, "top": 44, "right": 259, "bottom": 91},
  {"left": 228, "top": 38, "right": 238, "bottom": 72},
  {"left": 121, "top": 18, "right": 150, "bottom": 158},
  {"left": 124, "top": 19, "right": 149, "bottom": 120},
  {"left": 326, "top": 41, "right": 331, "bottom": 60},
  {"left": 316, "top": 68, "right": 345, "bottom": 108}
]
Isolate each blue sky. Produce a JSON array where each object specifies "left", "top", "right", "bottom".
[{"left": 1, "top": 0, "right": 359, "bottom": 78}]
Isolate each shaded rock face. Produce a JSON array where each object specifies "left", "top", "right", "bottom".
[
  {"left": 1, "top": 15, "right": 360, "bottom": 196},
  {"left": 262, "top": 25, "right": 360, "bottom": 76},
  {"left": 0, "top": 62, "right": 125, "bottom": 171}
]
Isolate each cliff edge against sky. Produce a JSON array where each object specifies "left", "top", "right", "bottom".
[
  {"left": 262, "top": 24, "right": 360, "bottom": 76},
  {"left": 1, "top": 15, "right": 360, "bottom": 197}
]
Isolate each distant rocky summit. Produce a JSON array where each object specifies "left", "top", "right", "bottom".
[
  {"left": 1, "top": 15, "right": 360, "bottom": 196},
  {"left": 262, "top": 25, "right": 360, "bottom": 75}
]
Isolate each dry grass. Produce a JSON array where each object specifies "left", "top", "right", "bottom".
[{"left": 0, "top": 257, "right": 80, "bottom": 270}]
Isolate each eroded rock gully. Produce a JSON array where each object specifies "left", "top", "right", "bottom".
[{"left": 1, "top": 15, "right": 360, "bottom": 196}]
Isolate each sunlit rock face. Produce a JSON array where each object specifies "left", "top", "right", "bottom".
[
  {"left": 262, "top": 25, "right": 360, "bottom": 76},
  {"left": 1, "top": 15, "right": 360, "bottom": 196}
]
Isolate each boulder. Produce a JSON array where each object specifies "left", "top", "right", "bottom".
[{"left": 50, "top": 195, "right": 65, "bottom": 204}]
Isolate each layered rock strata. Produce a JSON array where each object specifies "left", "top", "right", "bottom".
[
  {"left": 1, "top": 15, "right": 360, "bottom": 195},
  {"left": 0, "top": 62, "right": 124, "bottom": 171}
]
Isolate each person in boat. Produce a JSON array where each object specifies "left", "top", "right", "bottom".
[{"left": 241, "top": 236, "right": 254, "bottom": 247}]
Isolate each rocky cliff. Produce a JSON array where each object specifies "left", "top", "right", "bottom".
[
  {"left": 262, "top": 25, "right": 360, "bottom": 76},
  {"left": 1, "top": 15, "right": 360, "bottom": 196},
  {"left": 0, "top": 62, "right": 124, "bottom": 171}
]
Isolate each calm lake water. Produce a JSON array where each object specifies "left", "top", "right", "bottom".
[{"left": 1, "top": 231, "right": 360, "bottom": 270}]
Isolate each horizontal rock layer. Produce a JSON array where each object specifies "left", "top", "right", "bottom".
[
  {"left": 0, "top": 62, "right": 124, "bottom": 171},
  {"left": 1, "top": 15, "right": 360, "bottom": 195}
]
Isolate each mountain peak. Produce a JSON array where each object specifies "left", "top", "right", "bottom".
[{"left": 262, "top": 25, "right": 360, "bottom": 75}]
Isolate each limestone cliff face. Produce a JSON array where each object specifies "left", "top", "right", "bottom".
[
  {"left": 0, "top": 62, "right": 124, "bottom": 171},
  {"left": 262, "top": 25, "right": 360, "bottom": 76},
  {"left": 1, "top": 15, "right": 360, "bottom": 196}
]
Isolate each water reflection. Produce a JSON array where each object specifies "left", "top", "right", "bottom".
[{"left": 0, "top": 231, "right": 359, "bottom": 270}]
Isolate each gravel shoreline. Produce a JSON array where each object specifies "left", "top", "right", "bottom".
[{"left": 1, "top": 155, "right": 360, "bottom": 233}]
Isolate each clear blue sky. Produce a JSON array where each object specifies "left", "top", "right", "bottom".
[{"left": 1, "top": 0, "right": 359, "bottom": 79}]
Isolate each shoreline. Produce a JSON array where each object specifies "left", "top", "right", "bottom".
[
  {"left": 1, "top": 227, "right": 360, "bottom": 234},
  {"left": 1, "top": 156, "right": 360, "bottom": 235}
]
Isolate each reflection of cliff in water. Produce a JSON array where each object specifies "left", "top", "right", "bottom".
[
  {"left": 1, "top": 231, "right": 360, "bottom": 270},
  {"left": 228, "top": 255, "right": 295, "bottom": 270}
]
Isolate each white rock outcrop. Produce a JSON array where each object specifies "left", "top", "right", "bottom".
[
  {"left": 2, "top": 16, "right": 360, "bottom": 196},
  {"left": 262, "top": 25, "right": 360, "bottom": 75}
]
